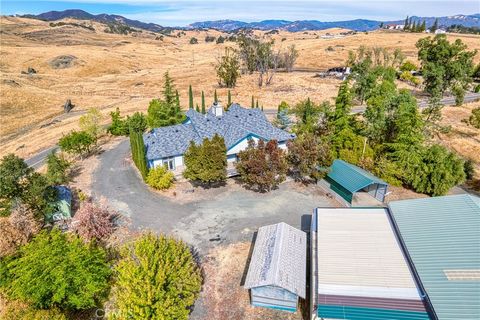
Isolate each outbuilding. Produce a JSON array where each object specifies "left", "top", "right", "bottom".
[
  {"left": 325, "top": 159, "right": 388, "bottom": 204},
  {"left": 45, "top": 185, "right": 72, "bottom": 223},
  {"left": 244, "top": 222, "right": 306, "bottom": 312}
]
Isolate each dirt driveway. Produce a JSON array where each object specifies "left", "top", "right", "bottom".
[{"left": 92, "top": 139, "right": 338, "bottom": 253}]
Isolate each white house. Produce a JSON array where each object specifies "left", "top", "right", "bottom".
[{"left": 143, "top": 103, "right": 294, "bottom": 172}]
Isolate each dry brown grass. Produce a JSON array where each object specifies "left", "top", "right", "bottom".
[{"left": 1, "top": 16, "right": 479, "bottom": 159}]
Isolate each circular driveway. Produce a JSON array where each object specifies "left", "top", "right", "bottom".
[{"left": 92, "top": 139, "right": 337, "bottom": 252}]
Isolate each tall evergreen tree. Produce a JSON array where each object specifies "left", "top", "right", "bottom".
[
  {"left": 214, "top": 89, "right": 218, "bottom": 103},
  {"left": 188, "top": 85, "right": 194, "bottom": 109},
  {"left": 162, "top": 71, "right": 176, "bottom": 105},
  {"left": 201, "top": 91, "right": 206, "bottom": 114},
  {"left": 256, "top": 99, "right": 259, "bottom": 109},
  {"left": 227, "top": 90, "right": 232, "bottom": 108},
  {"left": 251, "top": 95, "right": 255, "bottom": 108},
  {"left": 195, "top": 104, "right": 200, "bottom": 113},
  {"left": 431, "top": 18, "right": 438, "bottom": 32},
  {"left": 129, "top": 130, "right": 148, "bottom": 180},
  {"left": 420, "top": 20, "right": 426, "bottom": 32},
  {"left": 411, "top": 20, "right": 417, "bottom": 33},
  {"left": 403, "top": 16, "right": 409, "bottom": 31}
]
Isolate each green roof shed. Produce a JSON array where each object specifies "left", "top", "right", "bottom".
[
  {"left": 45, "top": 186, "right": 72, "bottom": 223},
  {"left": 326, "top": 159, "right": 388, "bottom": 203},
  {"left": 389, "top": 194, "right": 480, "bottom": 320}
]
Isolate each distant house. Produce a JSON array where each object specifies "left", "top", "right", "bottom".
[
  {"left": 435, "top": 29, "right": 446, "bottom": 34},
  {"left": 322, "top": 159, "right": 388, "bottom": 205},
  {"left": 244, "top": 222, "right": 306, "bottom": 312},
  {"left": 143, "top": 103, "right": 294, "bottom": 173}
]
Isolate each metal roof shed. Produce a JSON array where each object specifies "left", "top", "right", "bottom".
[
  {"left": 45, "top": 186, "right": 72, "bottom": 223},
  {"left": 326, "top": 159, "right": 388, "bottom": 203},
  {"left": 389, "top": 195, "right": 480, "bottom": 320},
  {"left": 310, "top": 207, "right": 430, "bottom": 320},
  {"left": 244, "top": 222, "right": 306, "bottom": 312}
]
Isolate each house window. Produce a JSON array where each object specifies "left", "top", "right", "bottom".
[{"left": 162, "top": 158, "right": 175, "bottom": 170}]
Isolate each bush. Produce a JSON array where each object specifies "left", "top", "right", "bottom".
[
  {"left": 1, "top": 299, "right": 67, "bottom": 320},
  {"left": 467, "top": 107, "right": 480, "bottom": 129},
  {"left": 110, "top": 232, "right": 202, "bottom": 320},
  {"left": 464, "top": 159, "right": 475, "bottom": 180},
  {"left": 146, "top": 165, "right": 174, "bottom": 190},
  {"left": 0, "top": 229, "right": 111, "bottom": 310},
  {"left": 189, "top": 37, "right": 198, "bottom": 44},
  {"left": 183, "top": 134, "right": 227, "bottom": 184},
  {"left": 216, "top": 35, "right": 225, "bottom": 44},
  {"left": 0, "top": 203, "right": 41, "bottom": 257},
  {"left": 205, "top": 35, "right": 216, "bottom": 42},
  {"left": 107, "top": 108, "right": 129, "bottom": 136},
  {"left": 399, "top": 60, "right": 417, "bottom": 72},
  {"left": 399, "top": 71, "right": 420, "bottom": 86},
  {"left": 71, "top": 201, "right": 118, "bottom": 242},
  {"left": 46, "top": 152, "right": 70, "bottom": 185},
  {"left": 58, "top": 131, "right": 95, "bottom": 157}
]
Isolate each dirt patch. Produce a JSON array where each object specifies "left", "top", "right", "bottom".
[
  {"left": 49, "top": 54, "right": 78, "bottom": 69},
  {"left": 194, "top": 242, "right": 305, "bottom": 320}
]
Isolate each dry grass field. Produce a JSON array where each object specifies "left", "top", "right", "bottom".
[{"left": 1, "top": 15, "right": 479, "bottom": 168}]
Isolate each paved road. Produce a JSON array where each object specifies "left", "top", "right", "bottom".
[{"left": 91, "top": 139, "right": 335, "bottom": 253}]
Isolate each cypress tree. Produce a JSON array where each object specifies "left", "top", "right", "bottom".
[
  {"left": 196, "top": 104, "right": 200, "bottom": 113},
  {"left": 251, "top": 95, "right": 254, "bottom": 108},
  {"left": 201, "top": 91, "right": 206, "bottom": 114},
  {"left": 256, "top": 99, "right": 259, "bottom": 109},
  {"left": 404, "top": 16, "right": 409, "bottom": 31},
  {"left": 129, "top": 130, "right": 148, "bottom": 180},
  {"left": 431, "top": 18, "right": 438, "bottom": 32},
  {"left": 188, "top": 85, "right": 194, "bottom": 109},
  {"left": 214, "top": 89, "right": 218, "bottom": 103},
  {"left": 420, "top": 20, "right": 426, "bottom": 32},
  {"left": 261, "top": 105, "right": 264, "bottom": 111},
  {"left": 411, "top": 20, "right": 416, "bottom": 33},
  {"left": 227, "top": 90, "right": 232, "bottom": 108},
  {"left": 175, "top": 90, "right": 180, "bottom": 107}
]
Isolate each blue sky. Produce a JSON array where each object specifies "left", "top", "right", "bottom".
[{"left": 2, "top": 1, "right": 479, "bottom": 26}]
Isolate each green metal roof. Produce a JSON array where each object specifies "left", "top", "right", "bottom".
[
  {"left": 389, "top": 195, "right": 480, "bottom": 320},
  {"left": 327, "top": 159, "right": 387, "bottom": 193}
]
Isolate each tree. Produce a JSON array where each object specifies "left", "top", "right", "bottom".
[
  {"left": 409, "top": 145, "right": 466, "bottom": 196},
  {"left": 282, "top": 44, "right": 298, "bottom": 72},
  {"left": 214, "top": 89, "right": 218, "bottom": 103},
  {"left": 79, "top": 108, "right": 103, "bottom": 140},
  {"left": 126, "top": 112, "right": 147, "bottom": 133},
  {"left": 1, "top": 300, "right": 67, "bottom": 320},
  {"left": 58, "top": 131, "right": 95, "bottom": 157},
  {"left": 108, "top": 108, "right": 129, "bottom": 136},
  {"left": 403, "top": 16, "right": 409, "bottom": 31},
  {"left": 188, "top": 85, "right": 194, "bottom": 109},
  {"left": 411, "top": 21, "right": 417, "bottom": 33},
  {"left": 400, "top": 60, "right": 417, "bottom": 72},
  {"left": 189, "top": 37, "right": 198, "bottom": 44},
  {"left": 256, "top": 99, "right": 259, "bottom": 109},
  {"left": 110, "top": 232, "right": 202, "bottom": 320},
  {"left": 46, "top": 152, "right": 70, "bottom": 185},
  {"left": 183, "top": 134, "right": 227, "bottom": 184},
  {"left": 146, "top": 165, "right": 175, "bottom": 190},
  {"left": 216, "top": 47, "right": 240, "bottom": 88},
  {"left": 235, "top": 139, "right": 288, "bottom": 192},
  {"left": 216, "top": 35, "right": 225, "bottom": 44},
  {"left": 195, "top": 104, "right": 200, "bottom": 113},
  {"left": 0, "top": 202, "right": 41, "bottom": 257},
  {"left": 71, "top": 200, "right": 118, "bottom": 243},
  {"left": 0, "top": 229, "right": 111, "bottom": 310},
  {"left": 251, "top": 95, "right": 255, "bottom": 108},
  {"left": 419, "top": 20, "right": 426, "bottom": 32},
  {"left": 130, "top": 131, "right": 148, "bottom": 180},
  {"left": 0, "top": 154, "right": 56, "bottom": 217},
  {"left": 467, "top": 107, "right": 480, "bottom": 129},
  {"left": 227, "top": 90, "right": 232, "bottom": 108},
  {"left": 417, "top": 35, "right": 477, "bottom": 104},
  {"left": 146, "top": 99, "right": 185, "bottom": 128},
  {"left": 287, "top": 133, "right": 331, "bottom": 182},
  {"left": 162, "top": 71, "right": 176, "bottom": 105},
  {"left": 201, "top": 91, "right": 206, "bottom": 114},
  {"left": 275, "top": 101, "right": 291, "bottom": 130},
  {"left": 430, "top": 18, "right": 438, "bottom": 33}
]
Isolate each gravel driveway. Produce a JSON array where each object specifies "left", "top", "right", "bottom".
[{"left": 92, "top": 139, "right": 337, "bottom": 253}]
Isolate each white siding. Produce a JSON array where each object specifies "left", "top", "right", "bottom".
[
  {"left": 227, "top": 136, "right": 260, "bottom": 156},
  {"left": 152, "top": 155, "right": 184, "bottom": 170}
]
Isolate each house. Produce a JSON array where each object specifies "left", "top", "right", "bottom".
[
  {"left": 435, "top": 29, "right": 446, "bottom": 34},
  {"left": 244, "top": 222, "right": 306, "bottom": 312},
  {"left": 389, "top": 195, "right": 480, "bottom": 320},
  {"left": 143, "top": 103, "right": 294, "bottom": 173},
  {"left": 321, "top": 159, "right": 388, "bottom": 206},
  {"left": 310, "top": 207, "right": 430, "bottom": 320}
]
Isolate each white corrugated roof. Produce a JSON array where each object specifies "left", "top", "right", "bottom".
[
  {"left": 244, "top": 222, "right": 306, "bottom": 298},
  {"left": 315, "top": 208, "right": 423, "bottom": 300}
]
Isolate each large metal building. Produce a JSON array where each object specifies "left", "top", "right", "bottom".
[
  {"left": 310, "top": 207, "right": 430, "bottom": 320},
  {"left": 244, "top": 222, "right": 307, "bottom": 312},
  {"left": 325, "top": 159, "right": 388, "bottom": 204},
  {"left": 389, "top": 195, "right": 480, "bottom": 320}
]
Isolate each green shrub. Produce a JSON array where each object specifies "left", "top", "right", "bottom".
[
  {"left": 46, "top": 152, "right": 70, "bottom": 185},
  {"left": 464, "top": 159, "right": 475, "bottom": 180},
  {"left": 1, "top": 299, "right": 67, "bottom": 320},
  {"left": 0, "top": 229, "right": 111, "bottom": 310},
  {"left": 58, "top": 131, "right": 95, "bottom": 157},
  {"left": 467, "top": 107, "right": 480, "bottom": 129},
  {"left": 146, "top": 166, "right": 174, "bottom": 190},
  {"left": 399, "top": 71, "right": 420, "bottom": 86},
  {"left": 399, "top": 60, "right": 417, "bottom": 72},
  {"left": 107, "top": 108, "right": 129, "bottom": 136},
  {"left": 79, "top": 108, "right": 103, "bottom": 139},
  {"left": 189, "top": 37, "right": 198, "bottom": 44},
  {"left": 110, "top": 232, "right": 202, "bottom": 320}
]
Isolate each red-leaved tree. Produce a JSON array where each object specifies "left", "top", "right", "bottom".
[
  {"left": 71, "top": 200, "right": 118, "bottom": 243},
  {"left": 235, "top": 139, "right": 287, "bottom": 192}
]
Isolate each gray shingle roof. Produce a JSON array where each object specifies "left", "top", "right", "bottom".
[
  {"left": 144, "top": 104, "right": 295, "bottom": 160},
  {"left": 244, "top": 222, "right": 307, "bottom": 298}
]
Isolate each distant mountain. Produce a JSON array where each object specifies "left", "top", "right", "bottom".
[
  {"left": 188, "top": 14, "right": 479, "bottom": 32},
  {"left": 24, "top": 9, "right": 169, "bottom": 33}
]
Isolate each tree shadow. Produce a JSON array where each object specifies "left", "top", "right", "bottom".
[{"left": 189, "top": 179, "right": 227, "bottom": 190}]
